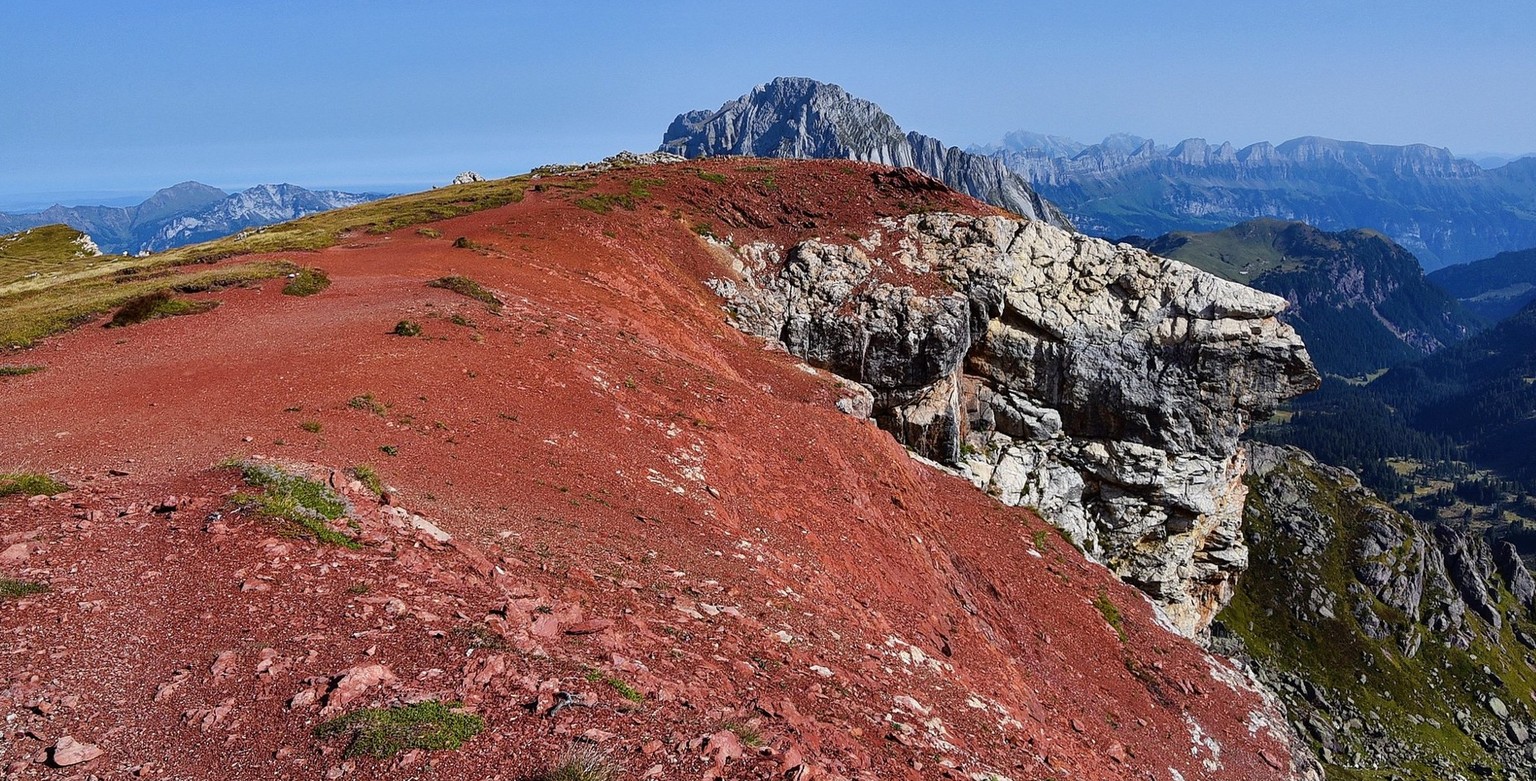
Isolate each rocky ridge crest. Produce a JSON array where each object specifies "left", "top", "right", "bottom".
[{"left": 708, "top": 211, "right": 1319, "bottom": 636}]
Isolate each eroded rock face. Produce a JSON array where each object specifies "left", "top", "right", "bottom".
[{"left": 711, "top": 212, "right": 1319, "bottom": 636}]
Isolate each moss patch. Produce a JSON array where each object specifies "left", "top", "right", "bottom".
[
  {"left": 427, "top": 276, "right": 502, "bottom": 312},
  {"left": 0, "top": 579, "right": 49, "bottom": 599},
  {"left": 229, "top": 461, "right": 358, "bottom": 549},
  {"left": 282, "top": 267, "right": 330, "bottom": 296},
  {"left": 314, "top": 700, "right": 483, "bottom": 758},
  {"left": 0, "top": 473, "right": 67, "bottom": 497}
]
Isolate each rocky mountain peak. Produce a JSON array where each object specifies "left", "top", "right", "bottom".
[{"left": 660, "top": 77, "right": 1073, "bottom": 229}]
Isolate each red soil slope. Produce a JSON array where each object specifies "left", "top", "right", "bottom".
[{"left": 1, "top": 160, "right": 1302, "bottom": 780}]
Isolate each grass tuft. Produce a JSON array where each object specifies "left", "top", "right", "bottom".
[
  {"left": 0, "top": 579, "right": 49, "bottom": 599},
  {"left": 724, "top": 721, "right": 763, "bottom": 748},
  {"left": 584, "top": 669, "right": 643, "bottom": 703},
  {"left": 537, "top": 744, "right": 620, "bottom": 781},
  {"left": 281, "top": 267, "right": 330, "bottom": 297},
  {"left": 392, "top": 320, "right": 422, "bottom": 337},
  {"left": 348, "top": 393, "right": 386, "bottom": 416},
  {"left": 229, "top": 460, "right": 358, "bottom": 549},
  {"left": 0, "top": 473, "right": 68, "bottom": 497},
  {"left": 416, "top": 228, "right": 443, "bottom": 239},
  {"left": 696, "top": 170, "right": 728, "bottom": 184},
  {"left": 1093, "top": 590, "right": 1126, "bottom": 642},
  {"left": 350, "top": 464, "right": 383, "bottom": 495},
  {"left": 0, "top": 365, "right": 44, "bottom": 377},
  {"left": 314, "top": 700, "right": 483, "bottom": 758},
  {"left": 427, "top": 276, "right": 502, "bottom": 312},
  {"left": 105, "top": 290, "right": 218, "bottom": 327}
]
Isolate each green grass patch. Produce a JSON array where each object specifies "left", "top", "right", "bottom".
[
  {"left": 281, "top": 267, "right": 330, "bottom": 297},
  {"left": 427, "top": 276, "right": 502, "bottom": 312},
  {"left": 299, "top": 421, "right": 322, "bottom": 433},
  {"left": 691, "top": 222, "right": 716, "bottom": 239},
  {"left": 104, "top": 290, "right": 218, "bottom": 328},
  {"left": 229, "top": 460, "right": 358, "bottom": 549},
  {"left": 0, "top": 473, "right": 67, "bottom": 497},
  {"left": 0, "top": 365, "right": 44, "bottom": 377},
  {"left": 314, "top": 700, "right": 483, "bottom": 759},
  {"left": 1093, "top": 590, "right": 1125, "bottom": 641},
  {"left": 416, "top": 227, "right": 443, "bottom": 239},
  {"left": 696, "top": 170, "right": 727, "bottom": 184},
  {"left": 0, "top": 579, "right": 49, "bottom": 599},
  {"left": 584, "top": 669, "right": 643, "bottom": 703},
  {"left": 350, "top": 464, "right": 383, "bottom": 495},
  {"left": 392, "top": 319, "right": 422, "bottom": 336},
  {"left": 573, "top": 177, "right": 660, "bottom": 214},
  {"left": 0, "top": 175, "right": 532, "bottom": 347}
]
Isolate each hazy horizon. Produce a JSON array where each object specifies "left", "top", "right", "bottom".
[{"left": 4, "top": 0, "right": 1534, "bottom": 204}]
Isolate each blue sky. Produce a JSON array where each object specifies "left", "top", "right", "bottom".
[{"left": 3, "top": 0, "right": 1533, "bottom": 208}]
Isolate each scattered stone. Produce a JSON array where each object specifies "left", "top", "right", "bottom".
[
  {"left": 451, "top": 171, "right": 486, "bottom": 185},
  {"left": 50, "top": 736, "right": 102, "bottom": 767}
]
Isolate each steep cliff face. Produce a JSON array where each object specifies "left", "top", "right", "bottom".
[
  {"left": 1219, "top": 444, "right": 1536, "bottom": 779},
  {"left": 661, "top": 77, "right": 1073, "bottom": 230},
  {"left": 708, "top": 209, "right": 1319, "bottom": 636}
]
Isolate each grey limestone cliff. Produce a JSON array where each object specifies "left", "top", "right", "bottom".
[
  {"left": 705, "top": 211, "right": 1318, "bottom": 637},
  {"left": 661, "top": 77, "right": 1073, "bottom": 231}
]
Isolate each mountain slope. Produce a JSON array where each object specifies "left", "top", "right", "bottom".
[
  {"left": 1130, "top": 219, "right": 1479, "bottom": 376},
  {"left": 1218, "top": 445, "right": 1536, "bottom": 780},
  {"left": 0, "top": 157, "right": 1319, "bottom": 780},
  {"left": 660, "top": 77, "right": 1073, "bottom": 229},
  {"left": 1428, "top": 246, "right": 1536, "bottom": 322},
  {"left": 990, "top": 132, "right": 1536, "bottom": 269},
  {"left": 0, "top": 182, "right": 384, "bottom": 255}
]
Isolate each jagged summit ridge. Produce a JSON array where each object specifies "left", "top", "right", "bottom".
[{"left": 661, "top": 77, "right": 1073, "bottom": 229}]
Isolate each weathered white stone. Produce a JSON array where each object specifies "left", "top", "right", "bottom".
[{"left": 714, "top": 212, "right": 1319, "bottom": 637}]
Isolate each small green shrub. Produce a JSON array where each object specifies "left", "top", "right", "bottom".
[
  {"left": 0, "top": 473, "right": 67, "bottom": 497},
  {"left": 416, "top": 227, "right": 443, "bottom": 239},
  {"left": 427, "top": 276, "right": 502, "bottom": 312},
  {"left": 282, "top": 267, "right": 330, "bottom": 297},
  {"left": 379, "top": 445, "right": 399, "bottom": 457},
  {"left": 350, "top": 464, "right": 383, "bottom": 495},
  {"left": 392, "top": 320, "right": 422, "bottom": 336},
  {"left": 691, "top": 222, "right": 716, "bottom": 239},
  {"left": 299, "top": 421, "right": 322, "bottom": 433},
  {"left": 451, "top": 236, "right": 480, "bottom": 250},
  {"left": 348, "top": 393, "right": 387, "bottom": 416},
  {"left": 105, "top": 290, "right": 218, "bottom": 327},
  {"left": 0, "top": 365, "right": 44, "bottom": 377},
  {"left": 314, "top": 700, "right": 483, "bottom": 758},
  {"left": 229, "top": 460, "right": 358, "bottom": 549},
  {"left": 0, "top": 579, "right": 49, "bottom": 599}
]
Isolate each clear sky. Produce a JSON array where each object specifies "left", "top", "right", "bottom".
[{"left": 3, "top": 0, "right": 1534, "bottom": 208}]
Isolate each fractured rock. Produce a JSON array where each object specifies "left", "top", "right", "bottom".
[{"left": 714, "top": 212, "right": 1318, "bottom": 635}]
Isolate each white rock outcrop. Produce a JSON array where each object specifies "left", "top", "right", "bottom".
[{"left": 710, "top": 212, "right": 1319, "bottom": 637}]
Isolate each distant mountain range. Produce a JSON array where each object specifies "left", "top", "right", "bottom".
[
  {"left": 977, "top": 132, "right": 1536, "bottom": 269},
  {"left": 659, "top": 77, "right": 1073, "bottom": 230},
  {"left": 1127, "top": 219, "right": 1480, "bottom": 377},
  {"left": 0, "top": 182, "right": 385, "bottom": 255}
]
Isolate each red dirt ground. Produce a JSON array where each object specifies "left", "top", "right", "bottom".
[{"left": 1, "top": 159, "right": 1303, "bottom": 780}]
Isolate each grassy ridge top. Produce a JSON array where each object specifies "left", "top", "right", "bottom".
[{"left": 0, "top": 176, "right": 531, "bottom": 348}]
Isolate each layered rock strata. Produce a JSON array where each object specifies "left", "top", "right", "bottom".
[{"left": 709, "top": 211, "right": 1319, "bottom": 636}]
